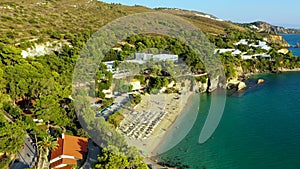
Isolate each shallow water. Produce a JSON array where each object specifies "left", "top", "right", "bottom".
[{"left": 158, "top": 72, "right": 300, "bottom": 169}]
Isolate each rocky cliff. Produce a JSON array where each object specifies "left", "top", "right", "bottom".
[
  {"left": 21, "top": 41, "right": 68, "bottom": 58},
  {"left": 264, "top": 34, "right": 290, "bottom": 47},
  {"left": 246, "top": 21, "right": 300, "bottom": 34}
]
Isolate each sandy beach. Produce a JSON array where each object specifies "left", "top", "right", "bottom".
[
  {"left": 132, "top": 92, "right": 193, "bottom": 154},
  {"left": 141, "top": 94, "right": 194, "bottom": 168},
  {"left": 117, "top": 80, "right": 195, "bottom": 166}
]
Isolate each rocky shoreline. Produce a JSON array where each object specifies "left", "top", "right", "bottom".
[{"left": 196, "top": 67, "right": 300, "bottom": 93}]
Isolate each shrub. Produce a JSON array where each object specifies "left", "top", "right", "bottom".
[
  {"left": 19, "top": 40, "right": 35, "bottom": 49},
  {"left": 29, "top": 30, "right": 39, "bottom": 36},
  {"left": 1, "top": 15, "right": 13, "bottom": 22},
  {"left": 108, "top": 111, "right": 124, "bottom": 128},
  {"left": 28, "top": 18, "right": 38, "bottom": 24},
  {"left": 0, "top": 157, "right": 10, "bottom": 169},
  {"left": 130, "top": 94, "right": 141, "bottom": 105}
]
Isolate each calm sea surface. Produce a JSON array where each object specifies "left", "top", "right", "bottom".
[
  {"left": 281, "top": 34, "right": 300, "bottom": 56},
  {"left": 158, "top": 72, "right": 300, "bottom": 169}
]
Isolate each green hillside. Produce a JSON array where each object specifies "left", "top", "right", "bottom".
[{"left": 1, "top": 1, "right": 299, "bottom": 169}]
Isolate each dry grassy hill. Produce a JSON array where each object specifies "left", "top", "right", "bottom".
[
  {"left": 0, "top": 0, "right": 152, "bottom": 44},
  {"left": 0, "top": 0, "right": 250, "bottom": 45},
  {"left": 157, "top": 8, "right": 247, "bottom": 35}
]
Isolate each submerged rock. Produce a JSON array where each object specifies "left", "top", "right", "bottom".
[
  {"left": 237, "top": 82, "right": 247, "bottom": 91},
  {"left": 226, "top": 78, "right": 240, "bottom": 90},
  {"left": 257, "top": 79, "right": 265, "bottom": 84}
]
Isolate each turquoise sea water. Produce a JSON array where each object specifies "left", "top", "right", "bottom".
[
  {"left": 281, "top": 34, "right": 300, "bottom": 56},
  {"left": 158, "top": 72, "right": 300, "bottom": 169}
]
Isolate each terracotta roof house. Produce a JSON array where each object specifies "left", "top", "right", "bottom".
[{"left": 49, "top": 133, "right": 88, "bottom": 169}]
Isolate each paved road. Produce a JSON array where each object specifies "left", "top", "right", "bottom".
[
  {"left": 2, "top": 111, "right": 38, "bottom": 169},
  {"left": 80, "top": 139, "right": 100, "bottom": 169},
  {"left": 10, "top": 135, "right": 38, "bottom": 169}
]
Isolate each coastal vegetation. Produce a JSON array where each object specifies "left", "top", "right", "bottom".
[
  {"left": 0, "top": 0, "right": 300, "bottom": 168},
  {"left": 209, "top": 28, "right": 300, "bottom": 80},
  {"left": 74, "top": 90, "right": 148, "bottom": 169},
  {"left": 102, "top": 34, "right": 207, "bottom": 74},
  {"left": 99, "top": 29, "right": 300, "bottom": 86},
  {"left": 108, "top": 110, "right": 124, "bottom": 128},
  {"left": 94, "top": 145, "right": 148, "bottom": 169},
  {"left": 130, "top": 94, "right": 142, "bottom": 105},
  {"left": 95, "top": 63, "right": 113, "bottom": 98},
  {"left": 0, "top": 113, "right": 26, "bottom": 155}
]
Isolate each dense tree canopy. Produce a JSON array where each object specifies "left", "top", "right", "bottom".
[
  {"left": 0, "top": 115, "right": 26, "bottom": 154},
  {"left": 94, "top": 145, "right": 148, "bottom": 169}
]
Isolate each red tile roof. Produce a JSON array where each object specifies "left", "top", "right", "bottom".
[
  {"left": 50, "top": 138, "right": 64, "bottom": 161},
  {"left": 50, "top": 133, "right": 88, "bottom": 169}
]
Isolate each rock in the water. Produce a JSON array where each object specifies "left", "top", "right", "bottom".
[
  {"left": 237, "top": 82, "right": 247, "bottom": 91},
  {"left": 257, "top": 79, "right": 265, "bottom": 84},
  {"left": 207, "top": 76, "right": 219, "bottom": 92},
  {"left": 226, "top": 78, "right": 240, "bottom": 90}
]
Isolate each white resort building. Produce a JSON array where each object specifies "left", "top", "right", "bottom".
[
  {"left": 103, "top": 53, "right": 179, "bottom": 73},
  {"left": 134, "top": 53, "right": 179, "bottom": 63},
  {"left": 103, "top": 61, "right": 115, "bottom": 73}
]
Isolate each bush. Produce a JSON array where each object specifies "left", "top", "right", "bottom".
[
  {"left": 102, "top": 98, "right": 113, "bottom": 108},
  {"left": 165, "top": 88, "right": 179, "bottom": 94},
  {"left": 37, "top": 36, "right": 45, "bottom": 43},
  {"left": 195, "top": 76, "right": 207, "bottom": 83},
  {"left": 46, "top": 29, "right": 62, "bottom": 39},
  {"left": 133, "top": 75, "right": 145, "bottom": 85},
  {"left": 130, "top": 94, "right": 141, "bottom": 105},
  {"left": 0, "top": 157, "right": 10, "bottom": 169},
  {"left": 64, "top": 32, "right": 75, "bottom": 40},
  {"left": 3, "top": 102, "right": 22, "bottom": 119},
  {"left": 237, "top": 44, "right": 250, "bottom": 52},
  {"left": 28, "top": 18, "right": 38, "bottom": 24},
  {"left": 108, "top": 111, "right": 124, "bottom": 128},
  {"left": 19, "top": 40, "right": 35, "bottom": 49},
  {"left": 1, "top": 15, "right": 13, "bottom": 22},
  {"left": 29, "top": 30, "right": 39, "bottom": 36},
  {"left": 50, "top": 31, "right": 62, "bottom": 39}
]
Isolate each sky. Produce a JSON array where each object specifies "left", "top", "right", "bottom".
[{"left": 101, "top": 0, "right": 300, "bottom": 29}]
